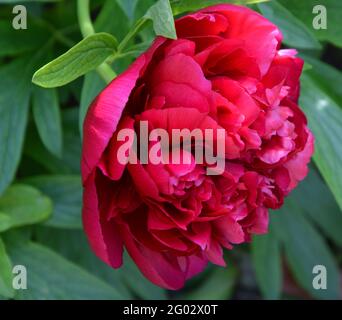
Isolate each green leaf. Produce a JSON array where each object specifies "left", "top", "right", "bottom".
[
  {"left": 258, "top": 1, "right": 321, "bottom": 49},
  {"left": 6, "top": 241, "right": 125, "bottom": 299},
  {"left": 0, "top": 58, "right": 32, "bottom": 195},
  {"left": 25, "top": 108, "right": 81, "bottom": 175},
  {"left": 0, "top": 20, "right": 49, "bottom": 58},
  {"left": 272, "top": 200, "right": 340, "bottom": 299},
  {"left": 302, "top": 55, "right": 342, "bottom": 104},
  {"left": 145, "top": 0, "right": 176, "bottom": 39},
  {"left": 0, "top": 237, "right": 14, "bottom": 298},
  {"left": 32, "top": 87, "right": 63, "bottom": 158},
  {"left": 34, "top": 228, "right": 133, "bottom": 299},
  {"left": 115, "top": 0, "right": 138, "bottom": 20},
  {"left": 300, "top": 73, "right": 342, "bottom": 211},
  {"left": 79, "top": 71, "right": 106, "bottom": 138},
  {"left": 22, "top": 176, "right": 82, "bottom": 229},
  {"left": 290, "top": 167, "right": 342, "bottom": 246},
  {"left": 278, "top": 0, "right": 342, "bottom": 48},
  {"left": 95, "top": 0, "right": 130, "bottom": 41},
  {"left": 170, "top": 0, "right": 270, "bottom": 15},
  {"left": 34, "top": 227, "right": 167, "bottom": 299},
  {"left": 302, "top": 61, "right": 313, "bottom": 71},
  {"left": 180, "top": 265, "right": 237, "bottom": 300},
  {"left": 32, "top": 33, "right": 118, "bottom": 88},
  {"left": 0, "top": 184, "right": 52, "bottom": 233},
  {"left": 251, "top": 228, "right": 282, "bottom": 299},
  {"left": 117, "top": 0, "right": 176, "bottom": 52},
  {"left": 0, "top": 0, "right": 60, "bottom": 2}
]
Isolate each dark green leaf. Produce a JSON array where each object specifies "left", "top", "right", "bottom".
[
  {"left": 32, "top": 33, "right": 118, "bottom": 88},
  {"left": 251, "top": 228, "right": 282, "bottom": 299},
  {"left": 258, "top": 1, "right": 321, "bottom": 49},
  {"left": 79, "top": 71, "right": 106, "bottom": 138},
  {"left": 0, "top": 19, "right": 49, "bottom": 57},
  {"left": 25, "top": 108, "right": 81, "bottom": 174},
  {"left": 32, "top": 87, "right": 63, "bottom": 157},
  {"left": 95, "top": 0, "right": 130, "bottom": 41},
  {"left": 7, "top": 241, "right": 125, "bottom": 299},
  {"left": 116, "top": 0, "right": 138, "bottom": 20},
  {"left": 272, "top": 200, "right": 340, "bottom": 299},
  {"left": 180, "top": 265, "right": 237, "bottom": 300},
  {"left": 0, "top": 184, "right": 52, "bottom": 232},
  {"left": 290, "top": 167, "right": 342, "bottom": 246},
  {"left": 0, "top": 0, "right": 60, "bottom": 2},
  {"left": 0, "top": 58, "right": 32, "bottom": 195},
  {"left": 278, "top": 0, "right": 342, "bottom": 48},
  {"left": 34, "top": 227, "right": 167, "bottom": 299},
  {"left": 34, "top": 228, "right": 133, "bottom": 299}
]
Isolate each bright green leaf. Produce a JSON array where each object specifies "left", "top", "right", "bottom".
[
  {"left": 0, "top": 237, "right": 14, "bottom": 298},
  {"left": 32, "top": 87, "right": 63, "bottom": 158},
  {"left": 300, "top": 73, "right": 342, "bottom": 211},
  {"left": 145, "top": 0, "right": 176, "bottom": 39},
  {"left": 171, "top": 0, "right": 270, "bottom": 15},
  {"left": 117, "top": 0, "right": 176, "bottom": 52},
  {"left": 22, "top": 176, "right": 82, "bottom": 229},
  {"left": 302, "top": 55, "right": 342, "bottom": 104},
  {"left": 32, "top": 33, "right": 118, "bottom": 88},
  {"left": 0, "top": 184, "right": 52, "bottom": 233}
]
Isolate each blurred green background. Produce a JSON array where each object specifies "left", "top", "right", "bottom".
[{"left": 0, "top": 0, "right": 341, "bottom": 300}]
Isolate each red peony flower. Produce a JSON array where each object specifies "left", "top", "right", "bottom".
[{"left": 81, "top": 4, "right": 314, "bottom": 289}]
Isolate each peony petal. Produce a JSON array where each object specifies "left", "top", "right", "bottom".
[
  {"left": 198, "top": 4, "right": 282, "bottom": 76},
  {"left": 98, "top": 116, "right": 135, "bottom": 181},
  {"left": 176, "top": 12, "right": 229, "bottom": 38},
  {"left": 122, "top": 224, "right": 187, "bottom": 290},
  {"left": 284, "top": 129, "right": 314, "bottom": 190},
  {"left": 82, "top": 170, "right": 123, "bottom": 268},
  {"left": 212, "top": 77, "right": 260, "bottom": 126},
  {"left": 150, "top": 53, "right": 212, "bottom": 102},
  {"left": 82, "top": 38, "right": 165, "bottom": 184}
]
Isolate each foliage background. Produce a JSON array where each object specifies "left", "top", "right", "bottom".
[{"left": 0, "top": 0, "right": 341, "bottom": 300}]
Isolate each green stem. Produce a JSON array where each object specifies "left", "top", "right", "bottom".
[
  {"left": 77, "top": 0, "right": 95, "bottom": 38},
  {"left": 117, "top": 18, "right": 147, "bottom": 53},
  {"left": 77, "top": 0, "right": 116, "bottom": 82},
  {"left": 97, "top": 63, "right": 117, "bottom": 83}
]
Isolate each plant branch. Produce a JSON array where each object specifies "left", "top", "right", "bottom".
[{"left": 77, "top": 0, "right": 116, "bottom": 82}]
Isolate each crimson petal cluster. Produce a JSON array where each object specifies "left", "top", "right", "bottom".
[{"left": 81, "top": 4, "right": 314, "bottom": 289}]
